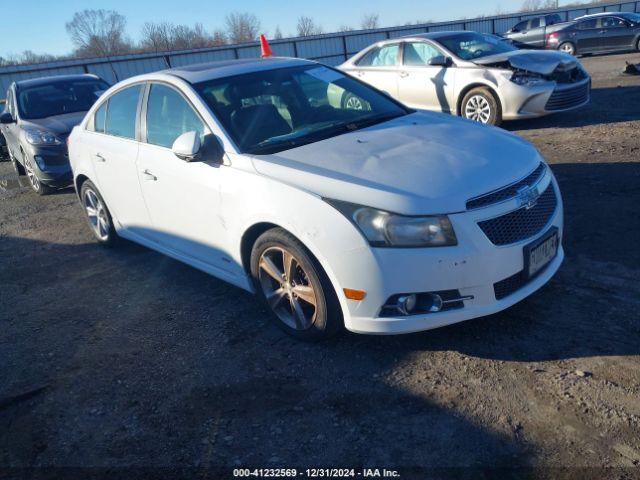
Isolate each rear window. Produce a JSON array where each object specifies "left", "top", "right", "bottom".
[{"left": 578, "top": 19, "right": 598, "bottom": 29}]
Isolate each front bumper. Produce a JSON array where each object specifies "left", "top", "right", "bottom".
[
  {"left": 337, "top": 171, "right": 564, "bottom": 335},
  {"left": 26, "top": 145, "right": 73, "bottom": 187},
  {"left": 500, "top": 78, "right": 590, "bottom": 120}
]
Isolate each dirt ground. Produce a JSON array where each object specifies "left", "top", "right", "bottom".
[{"left": 1, "top": 51, "right": 639, "bottom": 479}]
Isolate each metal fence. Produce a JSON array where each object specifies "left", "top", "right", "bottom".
[{"left": 1, "top": 1, "right": 639, "bottom": 99}]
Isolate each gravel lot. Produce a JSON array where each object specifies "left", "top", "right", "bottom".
[{"left": 1, "top": 51, "right": 639, "bottom": 479}]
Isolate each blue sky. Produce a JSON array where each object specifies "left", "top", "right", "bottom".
[{"left": 2, "top": 0, "right": 575, "bottom": 57}]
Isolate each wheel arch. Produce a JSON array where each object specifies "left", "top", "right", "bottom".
[
  {"left": 456, "top": 82, "right": 502, "bottom": 117},
  {"left": 74, "top": 174, "right": 90, "bottom": 198}
]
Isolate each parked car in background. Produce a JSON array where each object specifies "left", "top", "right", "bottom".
[
  {"left": 545, "top": 12, "right": 640, "bottom": 55},
  {"left": 69, "top": 57, "right": 564, "bottom": 340},
  {"left": 503, "top": 13, "right": 566, "bottom": 48},
  {"left": 336, "top": 31, "right": 590, "bottom": 125},
  {"left": 0, "top": 74, "right": 109, "bottom": 194}
]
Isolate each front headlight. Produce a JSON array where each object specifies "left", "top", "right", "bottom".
[
  {"left": 510, "top": 72, "right": 547, "bottom": 87},
  {"left": 24, "top": 129, "right": 62, "bottom": 146},
  {"left": 326, "top": 200, "right": 457, "bottom": 247}
]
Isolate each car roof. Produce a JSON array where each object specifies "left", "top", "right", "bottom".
[
  {"left": 402, "top": 31, "right": 475, "bottom": 41},
  {"left": 575, "top": 12, "right": 632, "bottom": 20},
  {"left": 165, "top": 57, "right": 316, "bottom": 84},
  {"left": 15, "top": 74, "right": 102, "bottom": 89}
]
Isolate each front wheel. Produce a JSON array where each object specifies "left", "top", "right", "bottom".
[
  {"left": 250, "top": 228, "right": 343, "bottom": 341},
  {"left": 460, "top": 87, "right": 501, "bottom": 126},
  {"left": 559, "top": 42, "right": 576, "bottom": 56},
  {"left": 80, "top": 180, "right": 118, "bottom": 246},
  {"left": 24, "top": 156, "right": 52, "bottom": 195}
]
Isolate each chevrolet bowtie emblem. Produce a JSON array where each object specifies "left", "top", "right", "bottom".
[{"left": 517, "top": 185, "right": 540, "bottom": 210}]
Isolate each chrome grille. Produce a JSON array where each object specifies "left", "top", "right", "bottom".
[
  {"left": 545, "top": 82, "right": 590, "bottom": 111},
  {"left": 466, "top": 163, "right": 546, "bottom": 210},
  {"left": 478, "top": 184, "right": 557, "bottom": 246}
]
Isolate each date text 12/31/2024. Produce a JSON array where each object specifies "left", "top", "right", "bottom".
[{"left": 232, "top": 468, "right": 401, "bottom": 478}]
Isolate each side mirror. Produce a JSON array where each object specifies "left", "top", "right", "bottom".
[
  {"left": 428, "top": 55, "right": 450, "bottom": 67},
  {"left": 0, "top": 111, "right": 15, "bottom": 124},
  {"left": 172, "top": 131, "right": 201, "bottom": 162}
]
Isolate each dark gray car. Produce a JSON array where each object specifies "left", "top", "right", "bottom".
[
  {"left": 507, "top": 12, "right": 640, "bottom": 56},
  {"left": 504, "top": 13, "right": 565, "bottom": 49},
  {"left": 0, "top": 74, "right": 109, "bottom": 194}
]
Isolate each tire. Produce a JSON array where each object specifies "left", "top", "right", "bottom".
[
  {"left": 79, "top": 180, "right": 118, "bottom": 247},
  {"left": 250, "top": 228, "right": 343, "bottom": 341},
  {"left": 23, "top": 156, "right": 52, "bottom": 195},
  {"left": 341, "top": 92, "right": 370, "bottom": 111},
  {"left": 559, "top": 42, "right": 576, "bottom": 56},
  {"left": 636, "top": 38, "right": 640, "bottom": 52},
  {"left": 460, "top": 87, "right": 502, "bottom": 126},
  {"left": 8, "top": 149, "right": 25, "bottom": 176}
]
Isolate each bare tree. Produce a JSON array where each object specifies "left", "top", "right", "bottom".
[
  {"left": 361, "top": 13, "right": 380, "bottom": 30},
  {"left": 521, "top": 0, "right": 557, "bottom": 11},
  {"left": 140, "top": 22, "right": 173, "bottom": 52},
  {"left": 297, "top": 16, "right": 322, "bottom": 36},
  {"left": 225, "top": 12, "right": 260, "bottom": 43},
  {"left": 65, "top": 9, "right": 130, "bottom": 56},
  {"left": 274, "top": 26, "right": 284, "bottom": 39},
  {"left": 212, "top": 29, "right": 227, "bottom": 45},
  {"left": 338, "top": 25, "right": 355, "bottom": 32}
]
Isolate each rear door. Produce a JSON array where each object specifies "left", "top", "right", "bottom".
[
  {"left": 599, "top": 16, "right": 636, "bottom": 50},
  {"left": 396, "top": 41, "right": 456, "bottom": 112},
  {"left": 348, "top": 43, "right": 400, "bottom": 98},
  {"left": 87, "top": 84, "right": 151, "bottom": 233},
  {"left": 525, "top": 18, "right": 546, "bottom": 48},
  {"left": 574, "top": 18, "right": 602, "bottom": 52}
]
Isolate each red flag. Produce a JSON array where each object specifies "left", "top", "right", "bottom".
[{"left": 260, "top": 34, "right": 273, "bottom": 58}]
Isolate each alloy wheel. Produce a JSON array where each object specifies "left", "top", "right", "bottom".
[
  {"left": 83, "top": 188, "right": 110, "bottom": 241},
  {"left": 464, "top": 95, "right": 492, "bottom": 124},
  {"left": 258, "top": 246, "right": 318, "bottom": 330},
  {"left": 345, "top": 95, "right": 364, "bottom": 110},
  {"left": 560, "top": 43, "right": 575, "bottom": 55},
  {"left": 24, "top": 157, "right": 40, "bottom": 191}
]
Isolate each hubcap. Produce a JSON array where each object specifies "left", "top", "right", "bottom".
[
  {"left": 24, "top": 158, "right": 40, "bottom": 191},
  {"left": 345, "top": 96, "right": 364, "bottom": 110},
  {"left": 83, "top": 189, "right": 109, "bottom": 241},
  {"left": 464, "top": 95, "right": 492, "bottom": 124},
  {"left": 561, "top": 43, "right": 574, "bottom": 54},
  {"left": 258, "top": 247, "right": 318, "bottom": 331}
]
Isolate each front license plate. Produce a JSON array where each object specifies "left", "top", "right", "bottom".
[{"left": 525, "top": 228, "right": 558, "bottom": 278}]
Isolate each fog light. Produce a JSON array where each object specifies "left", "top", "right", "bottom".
[
  {"left": 397, "top": 294, "right": 417, "bottom": 315},
  {"left": 34, "top": 155, "right": 46, "bottom": 170},
  {"left": 424, "top": 293, "right": 443, "bottom": 313}
]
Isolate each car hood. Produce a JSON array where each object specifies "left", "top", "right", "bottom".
[
  {"left": 473, "top": 49, "right": 578, "bottom": 76},
  {"left": 21, "top": 111, "right": 87, "bottom": 137},
  {"left": 249, "top": 111, "right": 543, "bottom": 215}
]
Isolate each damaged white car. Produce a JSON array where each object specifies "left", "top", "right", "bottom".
[{"left": 337, "top": 31, "right": 591, "bottom": 125}]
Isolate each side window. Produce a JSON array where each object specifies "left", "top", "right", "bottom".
[
  {"left": 403, "top": 42, "right": 442, "bottom": 66},
  {"left": 105, "top": 85, "right": 142, "bottom": 140},
  {"left": 370, "top": 44, "right": 400, "bottom": 66},
  {"left": 92, "top": 102, "right": 107, "bottom": 133},
  {"left": 356, "top": 47, "right": 380, "bottom": 67},
  {"left": 146, "top": 84, "right": 206, "bottom": 149},
  {"left": 512, "top": 20, "right": 528, "bottom": 32},
  {"left": 578, "top": 19, "right": 598, "bottom": 30},
  {"left": 529, "top": 18, "right": 541, "bottom": 29},
  {"left": 602, "top": 17, "right": 626, "bottom": 28}
]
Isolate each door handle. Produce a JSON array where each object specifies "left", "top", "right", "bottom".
[
  {"left": 599, "top": 29, "right": 607, "bottom": 33},
  {"left": 142, "top": 169, "right": 157, "bottom": 181},
  {"left": 399, "top": 71, "right": 409, "bottom": 78},
  {"left": 94, "top": 153, "right": 106, "bottom": 162}
]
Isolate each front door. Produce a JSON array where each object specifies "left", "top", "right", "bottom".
[
  {"left": 575, "top": 18, "right": 602, "bottom": 53},
  {"left": 397, "top": 41, "right": 456, "bottom": 113},
  {"left": 599, "top": 16, "right": 636, "bottom": 50},
  {"left": 349, "top": 43, "right": 400, "bottom": 98},
  {"left": 136, "top": 83, "right": 235, "bottom": 275}
]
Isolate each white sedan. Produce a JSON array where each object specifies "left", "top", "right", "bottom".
[{"left": 68, "top": 57, "right": 564, "bottom": 340}]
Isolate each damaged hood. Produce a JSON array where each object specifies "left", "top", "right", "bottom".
[
  {"left": 473, "top": 49, "right": 578, "bottom": 76},
  {"left": 250, "top": 111, "right": 543, "bottom": 215}
]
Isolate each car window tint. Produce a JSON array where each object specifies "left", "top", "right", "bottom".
[
  {"left": 146, "top": 84, "right": 206, "bottom": 149},
  {"left": 105, "top": 85, "right": 141, "bottom": 139},
  {"left": 578, "top": 19, "right": 598, "bottom": 29},
  {"left": 513, "top": 20, "right": 528, "bottom": 31},
  {"left": 529, "top": 18, "right": 541, "bottom": 29},
  {"left": 602, "top": 17, "right": 626, "bottom": 28},
  {"left": 403, "top": 42, "right": 441, "bottom": 66},
  {"left": 370, "top": 44, "right": 399, "bottom": 66},
  {"left": 356, "top": 47, "right": 379, "bottom": 66},
  {"left": 546, "top": 14, "right": 562, "bottom": 25},
  {"left": 92, "top": 102, "right": 107, "bottom": 133}
]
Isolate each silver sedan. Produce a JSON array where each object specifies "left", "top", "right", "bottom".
[{"left": 335, "top": 31, "right": 591, "bottom": 126}]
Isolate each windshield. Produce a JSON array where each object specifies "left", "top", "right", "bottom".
[
  {"left": 194, "top": 64, "right": 408, "bottom": 155},
  {"left": 622, "top": 12, "right": 640, "bottom": 23},
  {"left": 17, "top": 79, "right": 109, "bottom": 120},
  {"left": 437, "top": 32, "right": 518, "bottom": 60}
]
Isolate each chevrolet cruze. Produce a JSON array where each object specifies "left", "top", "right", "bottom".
[{"left": 68, "top": 57, "right": 564, "bottom": 340}]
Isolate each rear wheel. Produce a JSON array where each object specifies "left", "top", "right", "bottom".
[
  {"left": 80, "top": 180, "right": 118, "bottom": 246},
  {"left": 636, "top": 37, "right": 640, "bottom": 52},
  {"left": 250, "top": 228, "right": 343, "bottom": 341},
  {"left": 559, "top": 42, "right": 576, "bottom": 56},
  {"left": 461, "top": 87, "right": 501, "bottom": 126}
]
